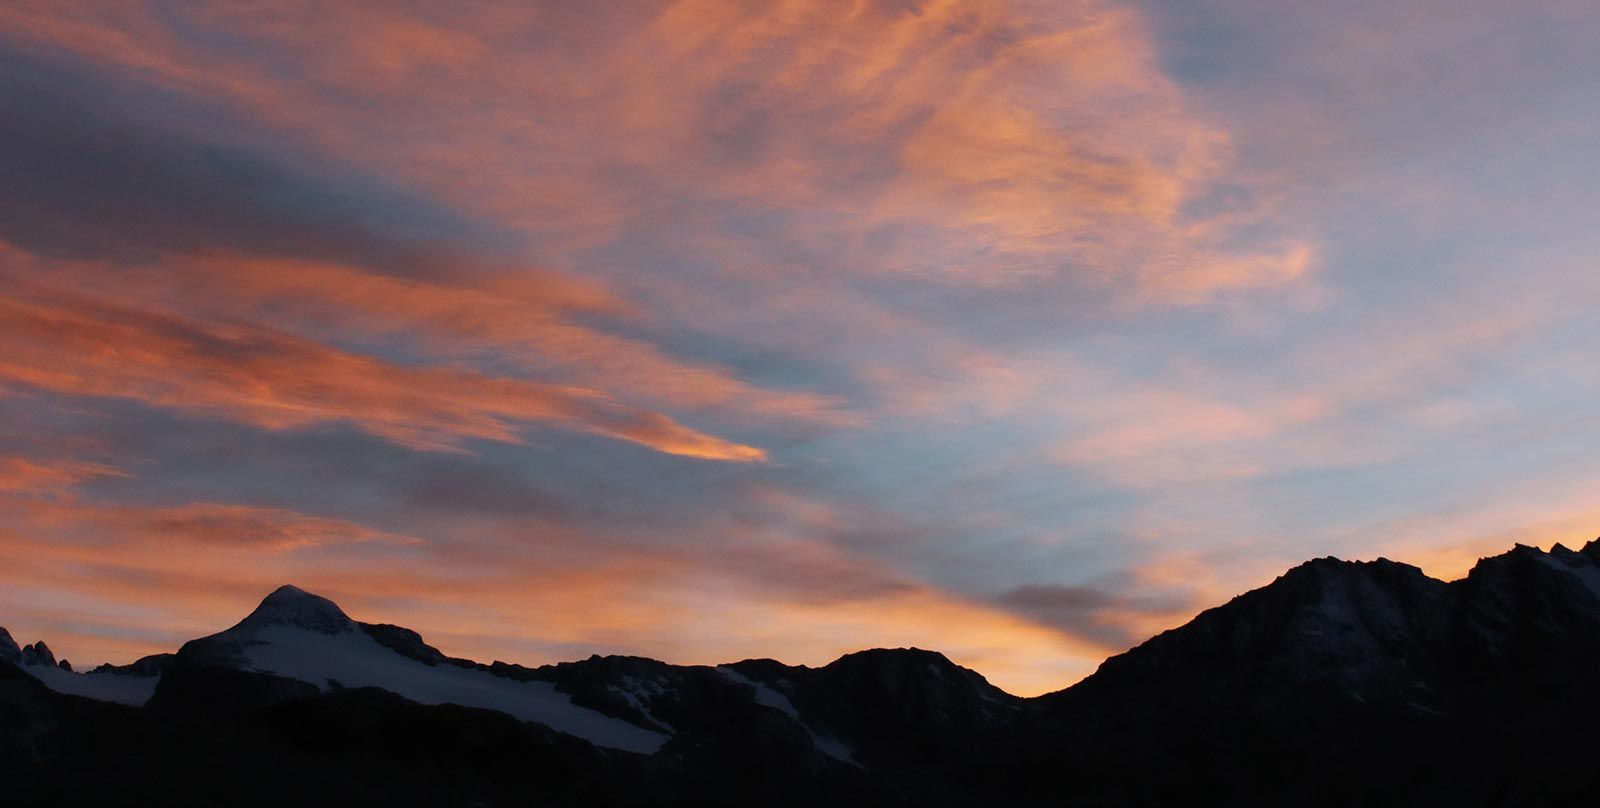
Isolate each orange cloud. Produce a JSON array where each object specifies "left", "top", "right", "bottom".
[
  {"left": 132, "top": 502, "right": 420, "bottom": 553},
  {"left": 1036, "top": 269, "right": 1568, "bottom": 492},
  {"left": 4, "top": 492, "right": 424, "bottom": 555},
  {"left": 0, "top": 0, "right": 1309, "bottom": 299},
  {"left": 0, "top": 273, "right": 765, "bottom": 461},
  {"left": 0, "top": 455, "right": 126, "bottom": 496},
  {"left": 1049, "top": 386, "right": 1339, "bottom": 487},
  {"left": 32, "top": 252, "right": 853, "bottom": 426}
]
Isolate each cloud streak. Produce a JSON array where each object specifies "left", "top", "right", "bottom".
[
  {"left": 0, "top": 0, "right": 1307, "bottom": 298},
  {"left": 0, "top": 271, "right": 765, "bottom": 461},
  {"left": 0, "top": 456, "right": 126, "bottom": 496}
]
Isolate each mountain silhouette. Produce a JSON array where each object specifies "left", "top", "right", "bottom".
[{"left": 4, "top": 541, "right": 1600, "bottom": 806}]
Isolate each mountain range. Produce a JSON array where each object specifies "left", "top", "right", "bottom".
[{"left": 5, "top": 541, "right": 1600, "bottom": 806}]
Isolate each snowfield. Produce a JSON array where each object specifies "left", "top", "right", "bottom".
[
  {"left": 239, "top": 623, "right": 671, "bottom": 754},
  {"left": 20, "top": 663, "right": 160, "bottom": 707}
]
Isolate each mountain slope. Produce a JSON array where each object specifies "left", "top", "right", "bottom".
[
  {"left": 169, "top": 584, "right": 669, "bottom": 753},
  {"left": 1020, "top": 541, "right": 1600, "bottom": 806},
  {"left": 3, "top": 622, "right": 168, "bottom": 707}
]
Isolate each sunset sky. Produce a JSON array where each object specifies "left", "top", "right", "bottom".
[{"left": 3, "top": 1, "right": 1599, "bottom": 696}]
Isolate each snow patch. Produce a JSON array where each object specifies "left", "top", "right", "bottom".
[
  {"left": 608, "top": 675, "right": 672, "bottom": 732},
  {"left": 21, "top": 663, "right": 159, "bottom": 706},
  {"left": 240, "top": 625, "right": 669, "bottom": 754},
  {"left": 1535, "top": 553, "right": 1600, "bottom": 603},
  {"left": 716, "top": 667, "right": 856, "bottom": 764}
]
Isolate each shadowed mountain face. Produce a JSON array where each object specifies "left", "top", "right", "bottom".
[{"left": 5, "top": 542, "right": 1600, "bottom": 806}]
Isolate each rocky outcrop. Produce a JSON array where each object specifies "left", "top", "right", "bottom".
[
  {"left": 361, "top": 623, "right": 447, "bottom": 666},
  {"left": 0, "top": 626, "right": 19, "bottom": 665},
  {"left": 20, "top": 641, "right": 55, "bottom": 668},
  {"left": 90, "top": 653, "right": 175, "bottom": 678}
]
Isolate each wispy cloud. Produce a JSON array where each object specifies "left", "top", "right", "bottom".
[
  {"left": 0, "top": 455, "right": 126, "bottom": 496},
  {"left": 0, "top": 271, "right": 765, "bottom": 460},
  {"left": 0, "top": 1, "right": 1306, "bottom": 297}
]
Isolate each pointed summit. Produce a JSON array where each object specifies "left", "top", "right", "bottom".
[
  {"left": 234, "top": 585, "right": 355, "bottom": 635},
  {"left": 0, "top": 626, "right": 19, "bottom": 664}
]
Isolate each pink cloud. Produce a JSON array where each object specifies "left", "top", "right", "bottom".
[{"left": 0, "top": 271, "right": 766, "bottom": 461}]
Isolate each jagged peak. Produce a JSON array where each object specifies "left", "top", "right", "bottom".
[
  {"left": 1471, "top": 541, "right": 1600, "bottom": 574},
  {"left": 1277, "top": 555, "right": 1430, "bottom": 589},
  {"left": 21, "top": 640, "right": 56, "bottom": 667},
  {"left": 1580, "top": 537, "right": 1600, "bottom": 562},
  {"left": 1499, "top": 541, "right": 1600, "bottom": 562},
  {"left": 1304, "top": 554, "right": 1349, "bottom": 565},
  {"left": 0, "top": 626, "right": 19, "bottom": 664},
  {"left": 233, "top": 584, "right": 355, "bottom": 635},
  {"left": 362, "top": 622, "right": 446, "bottom": 666},
  {"left": 1546, "top": 542, "right": 1595, "bottom": 564},
  {"left": 1287, "top": 555, "right": 1355, "bottom": 578}
]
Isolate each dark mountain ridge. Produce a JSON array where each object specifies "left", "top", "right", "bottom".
[{"left": 5, "top": 541, "right": 1600, "bottom": 805}]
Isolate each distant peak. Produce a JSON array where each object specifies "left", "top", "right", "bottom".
[
  {"left": 236, "top": 584, "right": 355, "bottom": 635},
  {"left": 1479, "top": 542, "right": 1600, "bottom": 570},
  {"left": 264, "top": 584, "right": 318, "bottom": 602},
  {"left": 1286, "top": 555, "right": 1426, "bottom": 579},
  {"left": 261, "top": 584, "right": 327, "bottom": 603},
  {"left": 1580, "top": 538, "right": 1600, "bottom": 562},
  {"left": 21, "top": 640, "right": 56, "bottom": 667}
]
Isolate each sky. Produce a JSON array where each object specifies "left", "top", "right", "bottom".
[{"left": 2, "top": 0, "right": 1599, "bottom": 696}]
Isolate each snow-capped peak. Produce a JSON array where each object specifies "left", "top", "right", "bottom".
[
  {"left": 233, "top": 584, "right": 356, "bottom": 635},
  {"left": 175, "top": 585, "right": 672, "bottom": 754}
]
